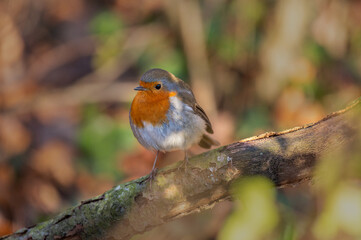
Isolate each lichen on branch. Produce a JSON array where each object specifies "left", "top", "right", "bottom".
[{"left": 2, "top": 98, "right": 360, "bottom": 240}]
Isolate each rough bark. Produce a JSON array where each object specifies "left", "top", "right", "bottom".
[{"left": 2, "top": 98, "right": 361, "bottom": 240}]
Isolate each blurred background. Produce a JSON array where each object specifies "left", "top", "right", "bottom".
[{"left": 1, "top": 0, "right": 361, "bottom": 239}]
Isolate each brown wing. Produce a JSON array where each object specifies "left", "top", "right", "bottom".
[
  {"left": 198, "top": 134, "right": 220, "bottom": 149},
  {"left": 194, "top": 104, "right": 213, "bottom": 134},
  {"left": 176, "top": 79, "right": 214, "bottom": 134}
]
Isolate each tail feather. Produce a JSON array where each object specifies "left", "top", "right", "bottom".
[{"left": 198, "top": 134, "right": 220, "bottom": 149}]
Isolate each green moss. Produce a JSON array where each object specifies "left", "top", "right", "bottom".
[{"left": 190, "top": 147, "right": 227, "bottom": 170}]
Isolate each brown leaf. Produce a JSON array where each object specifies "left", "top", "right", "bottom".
[
  {"left": 274, "top": 87, "right": 325, "bottom": 128},
  {"left": 0, "top": 163, "right": 15, "bottom": 205},
  {"left": 120, "top": 148, "right": 155, "bottom": 180},
  {"left": 0, "top": 80, "right": 38, "bottom": 109},
  {"left": 34, "top": 105, "right": 80, "bottom": 125},
  {"left": 25, "top": 178, "right": 61, "bottom": 213},
  {"left": 76, "top": 171, "right": 114, "bottom": 199},
  {"left": 0, "top": 11, "right": 23, "bottom": 67},
  {"left": 30, "top": 141, "right": 76, "bottom": 187},
  {"left": 46, "top": 0, "right": 85, "bottom": 22},
  {"left": 0, "top": 116, "right": 31, "bottom": 155},
  {"left": 0, "top": 212, "right": 12, "bottom": 236}
]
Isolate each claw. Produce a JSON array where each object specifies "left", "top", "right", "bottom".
[
  {"left": 177, "top": 151, "right": 198, "bottom": 179},
  {"left": 178, "top": 150, "right": 190, "bottom": 171},
  {"left": 148, "top": 167, "right": 158, "bottom": 186},
  {"left": 177, "top": 160, "right": 189, "bottom": 172}
]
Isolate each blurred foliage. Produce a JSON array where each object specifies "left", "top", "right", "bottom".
[
  {"left": 77, "top": 105, "right": 135, "bottom": 178},
  {"left": 138, "top": 47, "right": 187, "bottom": 79},
  {"left": 1, "top": 0, "right": 361, "bottom": 239},
  {"left": 220, "top": 177, "right": 279, "bottom": 240},
  {"left": 312, "top": 123, "right": 361, "bottom": 240},
  {"left": 237, "top": 105, "right": 271, "bottom": 137},
  {"left": 314, "top": 183, "right": 361, "bottom": 239},
  {"left": 90, "top": 11, "right": 124, "bottom": 67}
]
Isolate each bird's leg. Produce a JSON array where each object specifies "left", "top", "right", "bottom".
[
  {"left": 149, "top": 150, "right": 159, "bottom": 183},
  {"left": 178, "top": 150, "right": 190, "bottom": 171},
  {"left": 184, "top": 150, "right": 189, "bottom": 170}
]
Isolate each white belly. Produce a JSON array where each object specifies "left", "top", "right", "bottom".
[{"left": 135, "top": 97, "right": 206, "bottom": 151}]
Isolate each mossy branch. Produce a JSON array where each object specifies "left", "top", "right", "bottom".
[{"left": 2, "top": 98, "right": 361, "bottom": 240}]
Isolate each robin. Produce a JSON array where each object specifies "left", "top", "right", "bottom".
[{"left": 129, "top": 68, "right": 219, "bottom": 179}]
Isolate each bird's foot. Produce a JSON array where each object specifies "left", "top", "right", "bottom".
[
  {"left": 177, "top": 160, "right": 189, "bottom": 172},
  {"left": 148, "top": 168, "right": 158, "bottom": 187},
  {"left": 178, "top": 150, "right": 194, "bottom": 172},
  {"left": 177, "top": 160, "right": 198, "bottom": 179}
]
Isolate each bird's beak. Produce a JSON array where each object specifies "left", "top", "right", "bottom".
[{"left": 134, "top": 86, "right": 147, "bottom": 91}]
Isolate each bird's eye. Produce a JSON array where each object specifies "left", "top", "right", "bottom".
[{"left": 155, "top": 84, "right": 162, "bottom": 90}]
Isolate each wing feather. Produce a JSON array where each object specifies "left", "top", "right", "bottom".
[{"left": 176, "top": 79, "right": 214, "bottom": 134}]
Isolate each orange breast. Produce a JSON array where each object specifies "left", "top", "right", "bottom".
[{"left": 130, "top": 91, "right": 171, "bottom": 128}]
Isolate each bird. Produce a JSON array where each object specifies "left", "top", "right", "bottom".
[{"left": 129, "top": 68, "right": 219, "bottom": 179}]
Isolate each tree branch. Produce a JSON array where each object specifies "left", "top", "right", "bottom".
[{"left": 2, "top": 98, "right": 361, "bottom": 240}]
